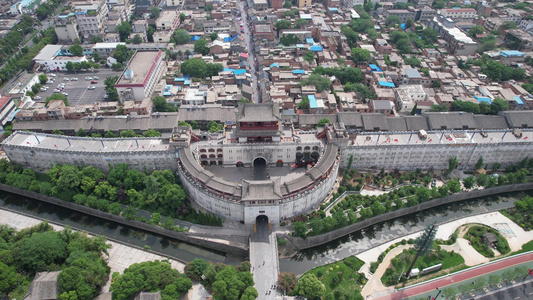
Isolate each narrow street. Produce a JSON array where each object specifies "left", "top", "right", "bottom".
[{"left": 238, "top": 1, "right": 260, "bottom": 103}]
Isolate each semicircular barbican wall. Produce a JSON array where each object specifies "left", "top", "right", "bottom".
[{"left": 176, "top": 144, "right": 340, "bottom": 224}]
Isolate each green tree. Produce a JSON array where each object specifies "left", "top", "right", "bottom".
[
  {"left": 122, "top": 206, "right": 138, "bottom": 221},
  {"left": 421, "top": 28, "right": 438, "bottom": 44},
  {"left": 414, "top": 224, "right": 437, "bottom": 256},
  {"left": 490, "top": 97, "right": 509, "bottom": 114},
  {"left": 173, "top": 29, "right": 190, "bottom": 45},
  {"left": 475, "top": 157, "right": 484, "bottom": 170},
  {"left": 405, "top": 18, "right": 414, "bottom": 28},
  {"left": 442, "top": 287, "right": 457, "bottom": 300},
  {"left": 132, "top": 34, "right": 143, "bottom": 44},
  {"left": 301, "top": 74, "right": 330, "bottom": 92},
  {"left": 69, "top": 44, "right": 83, "bottom": 56},
  {"left": 209, "top": 32, "right": 218, "bottom": 41},
  {"left": 143, "top": 129, "right": 162, "bottom": 137},
  {"left": 152, "top": 96, "right": 168, "bottom": 112},
  {"left": 303, "top": 50, "right": 315, "bottom": 63},
  {"left": 386, "top": 15, "right": 401, "bottom": 26},
  {"left": 16, "top": 231, "right": 68, "bottom": 272},
  {"left": 410, "top": 103, "right": 418, "bottom": 115},
  {"left": 448, "top": 157, "right": 458, "bottom": 172},
  {"left": 292, "top": 221, "right": 307, "bottom": 238},
  {"left": 150, "top": 6, "right": 160, "bottom": 18},
  {"left": 104, "top": 76, "right": 119, "bottom": 101},
  {"left": 468, "top": 25, "right": 485, "bottom": 38},
  {"left": 278, "top": 272, "right": 297, "bottom": 295},
  {"left": 295, "top": 274, "right": 325, "bottom": 299},
  {"left": 112, "top": 45, "right": 132, "bottom": 64},
  {"left": 38, "top": 74, "right": 48, "bottom": 84},
  {"left": 117, "top": 22, "right": 132, "bottom": 42},
  {"left": 280, "top": 34, "right": 300, "bottom": 46},
  {"left": 317, "top": 118, "right": 330, "bottom": 127},
  {"left": 275, "top": 20, "right": 292, "bottom": 30},
  {"left": 90, "top": 35, "right": 103, "bottom": 43},
  {"left": 184, "top": 258, "right": 209, "bottom": 281},
  {"left": 0, "top": 262, "right": 19, "bottom": 295},
  {"left": 76, "top": 128, "right": 88, "bottom": 137},
  {"left": 194, "top": 39, "right": 210, "bottom": 55},
  {"left": 283, "top": 0, "right": 292, "bottom": 8},
  {"left": 463, "top": 177, "right": 475, "bottom": 189},
  {"left": 351, "top": 47, "right": 371, "bottom": 62}
]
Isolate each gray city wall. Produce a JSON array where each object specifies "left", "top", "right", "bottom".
[
  {"left": 0, "top": 184, "right": 249, "bottom": 257},
  {"left": 281, "top": 182, "right": 533, "bottom": 251}
]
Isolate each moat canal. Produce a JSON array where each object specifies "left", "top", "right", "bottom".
[{"left": 0, "top": 190, "right": 529, "bottom": 274}]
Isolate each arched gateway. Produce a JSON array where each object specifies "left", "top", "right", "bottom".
[{"left": 253, "top": 157, "right": 267, "bottom": 180}]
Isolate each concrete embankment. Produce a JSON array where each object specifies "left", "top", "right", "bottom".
[
  {"left": 0, "top": 184, "right": 249, "bottom": 257},
  {"left": 281, "top": 183, "right": 533, "bottom": 251}
]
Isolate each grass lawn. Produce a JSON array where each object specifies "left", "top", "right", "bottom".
[
  {"left": 304, "top": 256, "right": 366, "bottom": 300},
  {"left": 500, "top": 196, "right": 533, "bottom": 231},
  {"left": 510, "top": 240, "right": 533, "bottom": 255},
  {"left": 464, "top": 225, "right": 510, "bottom": 258},
  {"left": 381, "top": 248, "right": 465, "bottom": 287}
]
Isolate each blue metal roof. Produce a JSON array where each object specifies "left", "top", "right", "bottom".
[
  {"left": 308, "top": 95, "right": 318, "bottom": 108},
  {"left": 296, "top": 44, "right": 305, "bottom": 48},
  {"left": 191, "top": 35, "right": 200, "bottom": 42},
  {"left": 224, "top": 34, "right": 239, "bottom": 42},
  {"left": 369, "top": 64, "right": 382, "bottom": 72},
  {"left": 378, "top": 81, "right": 395, "bottom": 88},
  {"left": 500, "top": 50, "right": 525, "bottom": 57},
  {"left": 401, "top": 24, "right": 406, "bottom": 30},
  {"left": 306, "top": 38, "right": 314, "bottom": 44},
  {"left": 174, "top": 76, "right": 191, "bottom": 82},
  {"left": 514, "top": 96, "right": 525, "bottom": 105},
  {"left": 293, "top": 70, "right": 305, "bottom": 74},
  {"left": 328, "top": 7, "right": 338, "bottom": 11},
  {"left": 474, "top": 96, "right": 492, "bottom": 104},
  {"left": 270, "top": 63, "right": 279, "bottom": 69},
  {"left": 163, "top": 85, "right": 173, "bottom": 96},
  {"left": 310, "top": 45, "right": 323, "bottom": 52}
]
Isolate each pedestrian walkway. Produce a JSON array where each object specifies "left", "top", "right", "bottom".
[
  {"left": 373, "top": 252, "right": 533, "bottom": 300},
  {"left": 250, "top": 219, "right": 280, "bottom": 299},
  {"left": 359, "top": 211, "right": 533, "bottom": 299}
]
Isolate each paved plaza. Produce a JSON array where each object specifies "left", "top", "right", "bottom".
[
  {"left": 250, "top": 217, "right": 280, "bottom": 299},
  {"left": 205, "top": 164, "right": 307, "bottom": 184}
]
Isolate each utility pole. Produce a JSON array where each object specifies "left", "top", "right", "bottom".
[{"left": 405, "top": 223, "right": 437, "bottom": 279}]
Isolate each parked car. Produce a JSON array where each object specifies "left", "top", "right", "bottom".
[
  {"left": 87, "top": 86, "right": 96, "bottom": 90},
  {"left": 53, "top": 89, "right": 61, "bottom": 93},
  {"left": 91, "top": 80, "right": 98, "bottom": 84},
  {"left": 85, "top": 77, "right": 92, "bottom": 80},
  {"left": 63, "top": 78, "right": 69, "bottom": 81},
  {"left": 48, "top": 73, "right": 56, "bottom": 77},
  {"left": 71, "top": 77, "right": 78, "bottom": 81},
  {"left": 34, "top": 96, "right": 42, "bottom": 100},
  {"left": 93, "top": 76, "right": 99, "bottom": 80},
  {"left": 62, "top": 92, "right": 68, "bottom": 96}
]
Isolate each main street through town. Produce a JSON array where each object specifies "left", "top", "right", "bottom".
[{"left": 239, "top": 1, "right": 260, "bottom": 104}]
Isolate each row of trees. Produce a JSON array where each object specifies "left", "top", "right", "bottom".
[
  {"left": 0, "top": 27, "right": 58, "bottom": 88},
  {"left": 293, "top": 161, "right": 531, "bottom": 237},
  {"left": 0, "top": 159, "right": 222, "bottom": 226},
  {"left": 183, "top": 259, "right": 257, "bottom": 300},
  {"left": 0, "top": 222, "right": 110, "bottom": 300},
  {"left": 180, "top": 58, "right": 223, "bottom": 78},
  {"left": 430, "top": 98, "right": 510, "bottom": 115}
]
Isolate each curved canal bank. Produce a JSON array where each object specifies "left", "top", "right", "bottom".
[{"left": 279, "top": 190, "right": 531, "bottom": 274}]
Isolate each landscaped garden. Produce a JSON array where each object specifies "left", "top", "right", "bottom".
[
  {"left": 500, "top": 195, "right": 533, "bottom": 231},
  {"left": 464, "top": 225, "right": 511, "bottom": 258},
  {"left": 381, "top": 247, "right": 465, "bottom": 286},
  {"left": 297, "top": 256, "right": 366, "bottom": 300},
  {"left": 292, "top": 157, "right": 532, "bottom": 238}
]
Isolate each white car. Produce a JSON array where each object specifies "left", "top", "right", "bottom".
[
  {"left": 63, "top": 78, "right": 69, "bottom": 81},
  {"left": 40, "top": 87, "right": 48, "bottom": 91},
  {"left": 48, "top": 74, "right": 56, "bottom": 77},
  {"left": 93, "top": 76, "right": 99, "bottom": 80},
  {"left": 71, "top": 77, "right": 78, "bottom": 81},
  {"left": 34, "top": 96, "right": 42, "bottom": 100},
  {"left": 53, "top": 89, "right": 61, "bottom": 93},
  {"left": 87, "top": 86, "right": 96, "bottom": 90},
  {"left": 62, "top": 92, "right": 68, "bottom": 96},
  {"left": 85, "top": 77, "right": 92, "bottom": 80}
]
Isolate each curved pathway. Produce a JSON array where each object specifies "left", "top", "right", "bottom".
[{"left": 359, "top": 211, "right": 533, "bottom": 299}]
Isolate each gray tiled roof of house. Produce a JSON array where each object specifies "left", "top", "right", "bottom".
[
  {"left": 473, "top": 115, "right": 509, "bottom": 129},
  {"left": 362, "top": 113, "right": 389, "bottom": 131},
  {"left": 24, "top": 271, "right": 61, "bottom": 300},
  {"left": 237, "top": 102, "right": 281, "bottom": 122},
  {"left": 424, "top": 112, "right": 477, "bottom": 130},
  {"left": 336, "top": 112, "right": 363, "bottom": 128},
  {"left": 386, "top": 117, "right": 408, "bottom": 131},
  {"left": 500, "top": 111, "right": 533, "bottom": 128},
  {"left": 404, "top": 115, "right": 429, "bottom": 131}
]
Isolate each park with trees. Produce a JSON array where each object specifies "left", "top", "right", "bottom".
[
  {"left": 0, "top": 222, "right": 111, "bottom": 300},
  {"left": 0, "top": 159, "right": 222, "bottom": 227},
  {"left": 291, "top": 158, "right": 532, "bottom": 238}
]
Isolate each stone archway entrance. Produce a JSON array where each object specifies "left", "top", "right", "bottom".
[
  {"left": 255, "top": 214, "right": 269, "bottom": 234},
  {"left": 253, "top": 157, "right": 267, "bottom": 180}
]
